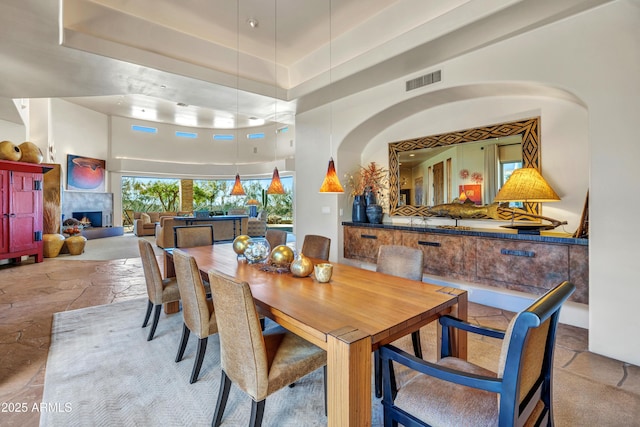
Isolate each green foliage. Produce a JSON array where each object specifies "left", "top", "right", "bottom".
[{"left": 122, "top": 176, "right": 293, "bottom": 221}]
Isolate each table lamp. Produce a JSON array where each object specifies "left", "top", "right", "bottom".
[{"left": 493, "top": 167, "right": 567, "bottom": 234}]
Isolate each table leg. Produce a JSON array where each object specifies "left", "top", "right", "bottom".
[
  {"left": 436, "top": 287, "right": 468, "bottom": 360},
  {"left": 327, "top": 326, "right": 371, "bottom": 427}
]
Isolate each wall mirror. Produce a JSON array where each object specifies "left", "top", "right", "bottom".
[{"left": 388, "top": 117, "right": 540, "bottom": 218}]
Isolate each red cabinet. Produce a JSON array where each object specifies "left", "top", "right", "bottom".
[{"left": 0, "top": 160, "right": 48, "bottom": 263}]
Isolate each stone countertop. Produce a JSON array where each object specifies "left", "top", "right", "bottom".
[{"left": 342, "top": 221, "right": 588, "bottom": 246}]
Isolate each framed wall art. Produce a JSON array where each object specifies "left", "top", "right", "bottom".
[{"left": 67, "top": 154, "right": 106, "bottom": 192}]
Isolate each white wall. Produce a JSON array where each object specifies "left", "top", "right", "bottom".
[
  {"left": 296, "top": 1, "right": 640, "bottom": 365},
  {"left": 0, "top": 118, "right": 26, "bottom": 143}
]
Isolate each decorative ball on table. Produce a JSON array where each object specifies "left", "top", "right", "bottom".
[
  {"left": 290, "top": 252, "right": 314, "bottom": 277},
  {"left": 244, "top": 238, "right": 271, "bottom": 264},
  {"left": 232, "top": 234, "right": 253, "bottom": 257},
  {"left": 269, "top": 245, "right": 295, "bottom": 268}
]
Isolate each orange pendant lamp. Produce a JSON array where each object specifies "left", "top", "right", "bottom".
[
  {"left": 319, "top": 157, "right": 344, "bottom": 193},
  {"left": 267, "top": 167, "right": 285, "bottom": 194},
  {"left": 230, "top": 172, "right": 246, "bottom": 196}
]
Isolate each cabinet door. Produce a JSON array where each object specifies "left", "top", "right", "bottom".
[
  {"left": 0, "top": 170, "right": 8, "bottom": 254},
  {"left": 476, "top": 238, "right": 569, "bottom": 294},
  {"left": 401, "top": 232, "right": 474, "bottom": 279},
  {"left": 9, "top": 171, "right": 42, "bottom": 253},
  {"left": 344, "top": 227, "right": 396, "bottom": 262}
]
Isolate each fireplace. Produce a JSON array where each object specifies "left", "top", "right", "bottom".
[{"left": 72, "top": 211, "right": 102, "bottom": 228}]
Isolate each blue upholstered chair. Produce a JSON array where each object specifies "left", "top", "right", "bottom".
[{"left": 380, "top": 281, "right": 575, "bottom": 427}]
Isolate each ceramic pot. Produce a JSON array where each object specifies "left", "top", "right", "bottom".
[
  {"left": 314, "top": 263, "right": 333, "bottom": 283},
  {"left": 365, "top": 189, "right": 377, "bottom": 206},
  {"left": 65, "top": 235, "right": 87, "bottom": 255},
  {"left": 43, "top": 233, "right": 65, "bottom": 258},
  {"left": 352, "top": 195, "right": 367, "bottom": 223},
  {"left": 366, "top": 204, "right": 383, "bottom": 224},
  {"left": 290, "top": 252, "right": 314, "bottom": 277}
]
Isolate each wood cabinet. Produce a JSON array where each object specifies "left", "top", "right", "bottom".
[
  {"left": 343, "top": 223, "right": 588, "bottom": 304},
  {"left": 0, "top": 160, "right": 48, "bottom": 263}
]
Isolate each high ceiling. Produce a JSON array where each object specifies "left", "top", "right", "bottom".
[{"left": 0, "top": 0, "right": 613, "bottom": 130}]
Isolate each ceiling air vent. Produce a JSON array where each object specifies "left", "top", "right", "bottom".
[{"left": 406, "top": 70, "right": 441, "bottom": 91}]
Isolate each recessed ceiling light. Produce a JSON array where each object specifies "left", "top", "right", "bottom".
[
  {"left": 247, "top": 18, "right": 259, "bottom": 28},
  {"left": 177, "top": 102, "right": 188, "bottom": 107}
]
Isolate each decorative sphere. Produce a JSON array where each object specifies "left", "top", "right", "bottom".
[
  {"left": 244, "top": 238, "right": 270, "bottom": 264},
  {"left": 18, "top": 141, "right": 43, "bottom": 164},
  {"left": 232, "top": 235, "right": 253, "bottom": 255},
  {"left": 0, "top": 140, "right": 22, "bottom": 161},
  {"left": 269, "top": 245, "right": 295, "bottom": 267},
  {"left": 290, "top": 252, "right": 314, "bottom": 277}
]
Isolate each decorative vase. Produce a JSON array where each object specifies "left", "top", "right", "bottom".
[
  {"left": 65, "top": 235, "right": 87, "bottom": 255},
  {"left": 365, "top": 188, "right": 377, "bottom": 206},
  {"left": 366, "top": 204, "right": 383, "bottom": 224},
  {"left": 290, "top": 252, "right": 314, "bottom": 277},
  {"left": 42, "top": 233, "right": 65, "bottom": 258},
  {"left": 244, "top": 238, "right": 270, "bottom": 264},
  {"left": 352, "top": 195, "right": 367, "bottom": 223}
]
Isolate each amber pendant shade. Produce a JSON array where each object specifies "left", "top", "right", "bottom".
[
  {"left": 267, "top": 167, "right": 285, "bottom": 194},
  {"left": 319, "top": 158, "right": 344, "bottom": 193},
  {"left": 230, "top": 173, "right": 246, "bottom": 196}
]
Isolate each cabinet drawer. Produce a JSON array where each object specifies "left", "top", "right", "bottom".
[
  {"left": 401, "top": 232, "right": 471, "bottom": 278},
  {"left": 344, "top": 227, "right": 396, "bottom": 262},
  {"left": 476, "top": 239, "right": 569, "bottom": 291}
]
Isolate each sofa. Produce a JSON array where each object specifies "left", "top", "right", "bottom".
[
  {"left": 155, "top": 215, "right": 249, "bottom": 248},
  {"left": 133, "top": 211, "right": 178, "bottom": 236}
]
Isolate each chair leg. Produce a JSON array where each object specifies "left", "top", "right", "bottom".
[
  {"left": 190, "top": 336, "right": 208, "bottom": 384},
  {"left": 212, "top": 371, "right": 231, "bottom": 427},
  {"left": 175, "top": 323, "right": 190, "bottom": 363},
  {"left": 323, "top": 365, "right": 327, "bottom": 416},
  {"left": 147, "top": 304, "right": 162, "bottom": 341},
  {"left": 250, "top": 399, "right": 266, "bottom": 427},
  {"left": 375, "top": 349, "right": 382, "bottom": 398},
  {"left": 411, "top": 330, "right": 423, "bottom": 359},
  {"left": 142, "top": 300, "right": 153, "bottom": 327}
]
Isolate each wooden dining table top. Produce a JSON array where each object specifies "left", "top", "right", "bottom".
[{"left": 166, "top": 243, "right": 467, "bottom": 351}]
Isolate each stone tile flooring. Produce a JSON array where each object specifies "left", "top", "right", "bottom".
[{"left": 1, "top": 252, "right": 639, "bottom": 426}]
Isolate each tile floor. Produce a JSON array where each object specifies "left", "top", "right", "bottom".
[{"left": 1, "top": 247, "right": 639, "bottom": 426}]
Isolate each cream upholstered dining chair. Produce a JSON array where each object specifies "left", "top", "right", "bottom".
[
  {"left": 265, "top": 228, "right": 287, "bottom": 250},
  {"left": 172, "top": 249, "right": 218, "bottom": 384},
  {"left": 208, "top": 269, "right": 327, "bottom": 427},
  {"left": 138, "top": 238, "right": 180, "bottom": 341},
  {"left": 301, "top": 234, "right": 330, "bottom": 260},
  {"left": 173, "top": 224, "right": 214, "bottom": 248},
  {"left": 380, "top": 281, "right": 575, "bottom": 427},
  {"left": 374, "top": 244, "right": 424, "bottom": 398}
]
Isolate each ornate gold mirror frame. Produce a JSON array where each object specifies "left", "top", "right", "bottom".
[{"left": 388, "top": 117, "right": 540, "bottom": 218}]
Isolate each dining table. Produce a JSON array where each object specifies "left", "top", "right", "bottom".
[{"left": 163, "top": 243, "right": 467, "bottom": 426}]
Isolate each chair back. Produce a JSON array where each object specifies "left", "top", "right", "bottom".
[
  {"left": 138, "top": 238, "right": 164, "bottom": 304},
  {"left": 173, "top": 249, "right": 215, "bottom": 338},
  {"left": 208, "top": 270, "right": 269, "bottom": 401},
  {"left": 174, "top": 224, "right": 214, "bottom": 248},
  {"left": 265, "top": 229, "right": 287, "bottom": 249},
  {"left": 376, "top": 245, "right": 424, "bottom": 281},
  {"left": 301, "top": 235, "right": 330, "bottom": 260},
  {"left": 496, "top": 280, "right": 575, "bottom": 425}
]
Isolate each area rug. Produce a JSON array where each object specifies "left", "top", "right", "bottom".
[{"left": 41, "top": 298, "right": 383, "bottom": 426}]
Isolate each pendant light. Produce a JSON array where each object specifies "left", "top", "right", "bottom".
[
  {"left": 319, "top": 0, "right": 344, "bottom": 193},
  {"left": 230, "top": 0, "right": 246, "bottom": 196},
  {"left": 267, "top": 0, "right": 285, "bottom": 195}
]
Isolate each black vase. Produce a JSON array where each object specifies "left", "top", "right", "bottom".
[
  {"left": 366, "top": 204, "right": 383, "bottom": 224},
  {"left": 352, "top": 195, "right": 368, "bottom": 223}
]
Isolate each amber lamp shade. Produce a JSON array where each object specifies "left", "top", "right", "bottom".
[
  {"left": 267, "top": 167, "right": 285, "bottom": 195},
  {"left": 494, "top": 167, "right": 560, "bottom": 203},
  {"left": 246, "top": 198, "right": 260, "bottom": 205},
  {"left": 230, "top": 173, "right": 246, "bottom": 196},
  {"left": 319, "top": 158, "right": 344, "bottom": 193}
]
